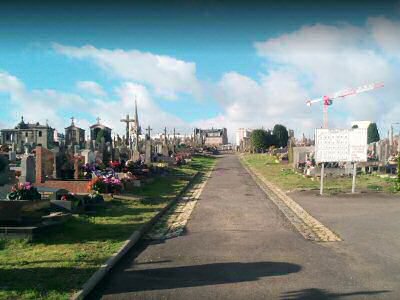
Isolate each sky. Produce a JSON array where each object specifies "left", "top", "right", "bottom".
[{"left": 0, "top": 0, "right": 400, "bottom": 142}]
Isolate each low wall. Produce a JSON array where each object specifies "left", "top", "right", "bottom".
[{"left": 36, "top": 180, "right": 89, "bottom": 193}]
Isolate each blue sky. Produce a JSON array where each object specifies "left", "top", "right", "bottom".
[{"left": 0, "top": 0, "right": 399, "bottom": 141}]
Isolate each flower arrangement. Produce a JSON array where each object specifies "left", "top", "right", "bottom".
[
  {"left": 6, "top": 182, "right": 41, "bottom": 201},
  {"left": 109, "top": 161, "right": 122, "bottom": 172},
  {"left": 87, "top": 174, "right": 122, "bottom": 194}
]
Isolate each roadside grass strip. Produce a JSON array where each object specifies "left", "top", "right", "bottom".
[{"left": 240, "top": 156, "right": 341, "bottom": 242}]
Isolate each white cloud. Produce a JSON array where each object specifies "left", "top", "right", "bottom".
[
  {"left": 206, "top": 70, "right": 316, "bottom": 142},
  {"left": 0, "top": 71, "right": 188, "bottom": 135},
  {"left": 90, "top": 82, "right": 188, "bottom": 135},
  {"left": 368, "top": 17, "right": 400, "bottom": 60},
  {"left": 76, "top": 81, "right": 107, "bottom": 97},
  {"left": 205, "top": 17, "right": 400, "bottom": 143},
  {"left": 54, "top": 43, "right": 202, "bottom": 100},
  {"left": 0, "top": 71, "right": 87, "bottom": 130}
]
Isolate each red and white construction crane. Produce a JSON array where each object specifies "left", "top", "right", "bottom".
[{"left": 306, "top": 82, "right": 384, "bottom": 128}]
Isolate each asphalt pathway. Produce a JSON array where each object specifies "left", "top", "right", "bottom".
[{"left": 91, "top": 155, "right": 390, "bottom": 299}]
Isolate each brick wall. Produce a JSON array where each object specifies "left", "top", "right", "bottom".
[
  {"left": 35, "top": 146, "right": 54, "bottom": 183},
  {"left": 36, "top": 180, "right": 89, "bottom": 193}
]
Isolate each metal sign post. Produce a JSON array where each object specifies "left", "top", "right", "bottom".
[
  {"left": 352, "top": 162, "right": 357, "bottom": 193},
  {"left": 320, "top": 163, "right": 325, "bottom": 195},
  {"left": 315, "top": 128, "right": 367, "bottom": 195}
]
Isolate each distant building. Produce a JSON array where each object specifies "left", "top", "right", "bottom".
[
  {"left": 0, "top": 116, "right": 55, "bottom": 151},
  {"left": 195, "top": 128, "right": 228, "bottom": 146},
  {"left": 65, "top": 118, "right": 85, "bottom": 149},
  {"left": 351, "top": 121, "right": 371, "bottom": 129},
  {"left": 236, "top": 128, "right": 253, "bottom": 146},
  {"left": 53, "top": 130, "right": 65, "bottom": 146}
]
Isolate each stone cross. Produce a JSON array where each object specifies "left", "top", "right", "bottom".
[
  {"left": 120, "top": 114, "right": 135, "bottom": 146},
  {"left": 164, "top": 127, "right": 168, "bottom": 145},
  {"left": 96, "top": 117, "right": 101, "bottom": 124},
  {"left": 146, "top": 125, "right": 152, "bottom": 140},
  {"left": 173, "top": 128, "right": 176, "bottom": 153},
  {"left": 71, "top": 117, "right": 75, "bottom": 126}
]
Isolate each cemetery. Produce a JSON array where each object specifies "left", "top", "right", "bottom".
[
  {"left": 240, "top": 123, "right": 400, "bottom": 194},
  {"left": 0, "top": 105, "right": 217, "bottom": 299}
]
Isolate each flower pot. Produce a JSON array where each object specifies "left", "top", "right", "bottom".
[{"left": 0, "top": 199, "right": 50, "bottom": 225}]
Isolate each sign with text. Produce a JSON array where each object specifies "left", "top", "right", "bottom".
[{"left": 315, "top": 129, "right": 367, "bottom": 162}]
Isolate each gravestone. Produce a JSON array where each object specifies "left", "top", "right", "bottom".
[
  {"left": 145, "top": 139, "right": 152, "bottom": 164},
  {"left": 94, "top": 150, "right": 103, "bottom": 164},
  {"left": 8, "top": 151, "right": 16, "bottom": 163},
  {"left": 132, "top": 150, "right": 140, "bottom": 162},
  {"left": 162, "top": 144, "right": 169, "bottom": 157},
  {"left": 20, "top": 155, "right": 35, "bottom": 183},
  {"left": 81, "top": 149, "right": 96, "bottom": 164},
  {"left": 113, "top": 147, "right": 120, "bottom": 161},
  {"left": 292, "top": 146, "right": 314, "bottom": 168},
  {"left": 0, "top": 155, "right": 10, "bottom": 185}
]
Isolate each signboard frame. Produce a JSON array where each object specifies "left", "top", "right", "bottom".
[{"left": 314, "top": 128, "right": 367, "bottom": 195}]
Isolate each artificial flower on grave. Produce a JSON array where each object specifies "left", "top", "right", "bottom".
[{"left": 6, "top": 182, "right": 42, "bottom": 201}]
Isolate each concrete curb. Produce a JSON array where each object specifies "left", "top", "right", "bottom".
[
  {"left": 238, "top": 155, "right": 341, "bottom": 242},
  {"left": 71, "top": 171, "right": 201, "bottom": 300}
]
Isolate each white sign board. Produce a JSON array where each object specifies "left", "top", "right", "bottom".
[{"left": 315, "top": 129, "right": 367, "bottom": 162}]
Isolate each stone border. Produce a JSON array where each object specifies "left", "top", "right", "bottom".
[
  {"left": 239, "top": 155, "right": 341, "bottom": 242},
  {"left": 71, "top": 171, "right": 202, "bottom": 300},
  {"left": 146, "top": 169, "right": 213, "bottom": 240}
]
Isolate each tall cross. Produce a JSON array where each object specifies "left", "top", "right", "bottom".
[
  {"left": 96, "top": 117, "right": 101, "bottom": 124},
  {"left": 146, "top": 125, "right": 152, "bottom": 140},
  {"left": 120, "top": 114, "right": 135, "bottom": 145},
  {"left": 71, "top": 117, "right": 75, "bottom": 126},
  {"left": 164, "top": 127, "right": 168, "bottom": 144},
  {"left": 173, "top": 128, "right": 176, "bottom": 153}
]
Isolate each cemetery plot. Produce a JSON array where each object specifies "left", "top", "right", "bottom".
[
  {"left": 0, "top": 156, "right": 215, "bottom": 300},
  {"left": 242, "top": 153, "right": 397, "bottom": 194}
]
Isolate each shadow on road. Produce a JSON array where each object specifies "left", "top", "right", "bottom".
[
  {"left": 102, "top": 261, "right": 301, "bottom": 294},
  {"left": 281, "top": 288, "right": 390, "bottom": 299}
]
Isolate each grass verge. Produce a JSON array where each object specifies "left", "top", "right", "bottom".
[
  {"left": 241, "top": 153, "right": 397, "bottom": 194},
  {"left": 0, "top": 155, "right": 216, "bottom": 300}
]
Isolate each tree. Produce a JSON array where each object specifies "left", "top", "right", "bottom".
[
  {"left": 367, "top": 123, "right": 380, "bottom": 144},
  {"left": 96, "top": 129, "right": 105, "bottom": 144},
  {"left": 272, "top": 124, "right": 289, "bottom": 148},
  {"left": 250, "top": 129, "right": 268, "bottom": 152},
  {"left": 352, "top": 124, "right": 358, "bottom": 129}
]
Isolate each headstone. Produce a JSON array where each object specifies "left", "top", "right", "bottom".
[
  {"left": 8, "top": 151, "right": 16, "bottom": 163},
  {"left": 0, "top": 155, "right": 10, "bottom": 185},
  {"left": 20, "top": 155, "right": 35, "bottom": 183},
  {"left": 145, "top": 139, "right": 152, "bottom": 164},
  {"left": 94, "top": 150, "right": 103, "bottom": 164},
  {"left": 113, "top": 147, "right": 120, "bottom": 161},
  {"left": 162, "top": 144, "right": 169, "bottom": 157},
  {"left": 81, "top": 149, "right": 95, "bottom": 164},
  {"left": 292, "top": 146, "right": 314, "bottom": 168},
  {"left": 133, "top": 150, "right": 140, "bottom": 162}
]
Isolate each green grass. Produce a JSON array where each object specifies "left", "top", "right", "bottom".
[
  {"left": 241, "top": 153, "right": 397, "bottom": 194},
  {"left": 0, "top": 155, "right": 216, "bottom": 300}
]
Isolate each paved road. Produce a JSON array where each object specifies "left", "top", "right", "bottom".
[{"left": 91, "top": 155, "right": 390, "bottom": 299}]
